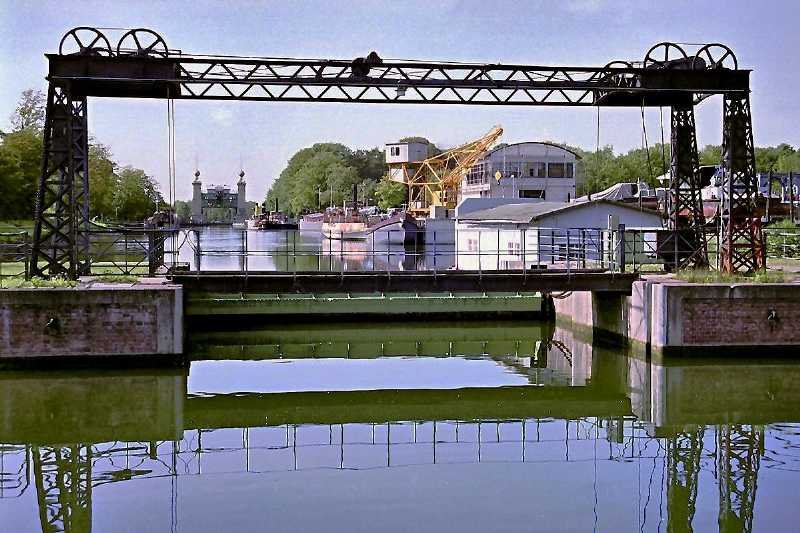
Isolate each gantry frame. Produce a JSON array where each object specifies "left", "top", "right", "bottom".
[{"left": 31, "top": 29, "right": 760, "bottom": 277}]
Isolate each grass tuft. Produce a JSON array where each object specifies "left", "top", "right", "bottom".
[
  {"left": 90, "top": 275, "right": 140, "bottom": 284},
  {"left": 675, "top": 269, "right": 787, "bottom": 284},
  {"left": 0, "top": 276, "right": 77, "bottom": 289}
]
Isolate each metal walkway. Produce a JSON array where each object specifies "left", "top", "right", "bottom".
[{"left": 171, "top": 269, "right": 639, "bottom": 294}]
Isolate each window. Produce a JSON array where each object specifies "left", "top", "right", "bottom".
[
  {"left": 529, "top": 162, "right": 546, "bottom": 177},
  {"left": 466, "top": 163, "right": 488, "bottom": 186},
  {"left": 389, "top": 146, "right": 401, "bottom": 157},
  {"left": 467, "top": 238, "right": 479, "bottom": 252},
  {"left": 519, "top": 189, "right": 545, "bottom": 199},
  {"left": 507, "top": 241, "right": 521, "bottom": 256},
  {"left": 501, "top": 163, "right": 522, "bottom": 178},
  {"left": 547, "top": 162, "right": 574, "bottom": 178}
]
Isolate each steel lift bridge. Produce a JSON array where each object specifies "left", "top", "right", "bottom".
[{"left": 31, "top": 27, "right": 761, "bottom": 278}]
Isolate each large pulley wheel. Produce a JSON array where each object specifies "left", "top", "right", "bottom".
[
  {"left": 117, "top": 28, "right": 168, "bottom": 57},
  {"left": 602, "top": 60, "right": 636, "bottom": 87},
  {"left": 644, "top": 42, "right": 688, "bottom": 69},
  {"left": 59, "top": 27, "right": 113, "bottom": 56},
  {"left": 693, "top": 43, "right": 738, "bottom": 70}
]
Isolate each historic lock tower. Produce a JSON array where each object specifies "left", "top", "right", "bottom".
[{"left": 190, "top": 170, "right": 247, "bottom": 225}]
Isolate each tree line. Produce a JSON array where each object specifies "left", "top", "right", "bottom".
[
  {"left": 266, "top": 137, "right": 800, "bottom": 214},
  {"left": 264, "top": 139, "right": 432, "bottom": 215},
  {"left": 0, "top": 89, "right": 164, "bottom": 223},
  {"left": 573, "top": 142, "right": 800, "bottom": 195}
]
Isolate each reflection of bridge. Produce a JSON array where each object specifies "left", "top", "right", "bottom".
[
  {"left": 2, "top": 340, "right": 800, "bottom": 531},
  {"left": 188, "top": 320, "right": 553, "bottom": 360}
]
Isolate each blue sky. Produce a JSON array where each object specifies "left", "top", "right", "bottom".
[{"left": 1, "top": 0, "right": 798, "bottom": 201}]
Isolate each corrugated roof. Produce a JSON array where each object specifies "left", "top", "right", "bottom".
[{"left": 458, "top": 200, "right": 660, "bottom": 223}]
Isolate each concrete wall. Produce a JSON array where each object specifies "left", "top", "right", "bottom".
[
  {"left": 555, "top": 277, "right": 800, "bottom": 357},
  {"left": 553, "top": 290, "right": 628, "bottom": 346},
  {"left": 0, "top": 284, "right": 183, "bottom": 359},
  {"left": 649, "top": 281, "right": 800, "bottom": 352}
]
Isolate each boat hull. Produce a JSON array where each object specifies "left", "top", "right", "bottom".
[
  {"left": 322, "top": 222, "right": 367, "bottom": 240},
  {"left": 322, "top": 215, "right": 419, "bottom": 244},
  {"left": 299, "top": 219, "right": 324, "bottom": 232},
  {"left": 259, "top": 222, "right": 298, "bottom": 230},
  {"left": 369, "top": 220, "right": 415, "bottom": 244}
]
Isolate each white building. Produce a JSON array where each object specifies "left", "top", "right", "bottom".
[
  {"left": 461, "top": 142, "right": 580, "bottom": 203},
  {"left": 385, "top": 141, "right": 429, "bottom": 183},
  {"left": 454, "top": 200, "right": 663, "bottom": 270}
]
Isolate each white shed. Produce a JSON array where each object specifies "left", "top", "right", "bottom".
[{"left": 454, "top": 200, "right": 663, "bottom": 270}]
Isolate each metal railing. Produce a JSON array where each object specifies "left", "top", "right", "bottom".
[
  {"left": 764, "top": 227, "right": 800, "bottom": 259},
  {"left": 11, "top": 224, "right": 751, "bottom": 279},
  {"left": 86, "top": 227, "right": 181, "bottom": 276},
  {"left": 0, "top": 231, "right": 30, "bottom": 280},
  {"left": 173, "top": 226, "right": 630, "bottom": 275}
]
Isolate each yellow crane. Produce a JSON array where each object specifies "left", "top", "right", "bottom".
[{"left": 405, "top": 125, "right": 503, "bottom": 215}]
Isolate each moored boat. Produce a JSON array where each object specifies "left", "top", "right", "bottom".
[
  {"left": 299, "top": 212, "right": 325, "bottom": 232},
  {"left": 322, "top": 210, "right": 419, "bottom": 244},
  {"left": 247, "top": 202, "right": 298, "bottom": 230},
  {"left": 258, "top": 212, "right": 298, "bottom": 230},
  {"left": 321, "top": 210, "right": 367, "bottom": 240},
  {"left": 367, "top": 212, "right": 420, "bottom": 244}
]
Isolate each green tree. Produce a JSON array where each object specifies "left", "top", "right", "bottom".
[
  {"left": 326, "top": 163, "right": 362, "bottom": 207},
  {"left": 374, "top": 178, "right": 407, "bottom": 209},
  {"left": 0, "top": 143, "right": 24, "bottom": 219},
  {"left": 0, "top": 89, "right": 177, "bottom": 225},
  {"left": 113, "top": 166, "right": 161, "bottom": 222},
  {"left": 349, "top": 147, "right": 385, "bottom": 182},
  {"left": 699, "top": 144, "right": 722, "bottom": 166},
  {"left": 88, "top": 142, "right": 118, "bottom": 220},
  {"left": 0, "top": 128, "right": 42, "bottom": 219},
  {"left": 266, "top": 143, "right": 363, "bottom": 215},
  {"left": 9, "top": 89, "right": 45, "bottom": 133},
  {"left": 174, "top": 200, "right": 192, "bottom": 223},
  {"left": 291, "top": 152, "right": 346, "bottom": 212},
  {"left": 359, "top": 178, "right": 378, "bottom": 206}
]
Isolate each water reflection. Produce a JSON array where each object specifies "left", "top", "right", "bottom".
[{"left": 1, "top": 324, "right": 800, "bottom": 532}]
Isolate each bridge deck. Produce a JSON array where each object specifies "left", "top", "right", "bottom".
[{"left": 171, "top": 269, "right": 638, "bottom": 294}]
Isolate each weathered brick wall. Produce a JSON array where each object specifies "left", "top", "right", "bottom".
[
  {"left": 0, "top": 286, "right": 182, "bottom": 358},
  {"left": 682, "top": 298, "right": 798, "bottom": 345}
]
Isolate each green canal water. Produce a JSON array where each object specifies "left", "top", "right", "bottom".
[{"left": 1, "top": 320, "right": 800, "bottom": 532}]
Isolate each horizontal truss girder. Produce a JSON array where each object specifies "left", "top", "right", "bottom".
[{"left": 47, "top": 54, "right": 749, "bottom": 107}]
